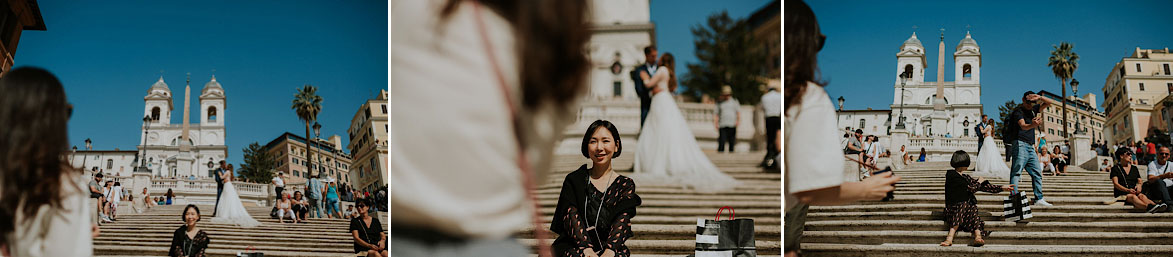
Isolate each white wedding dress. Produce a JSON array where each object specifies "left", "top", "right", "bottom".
[
  {"left": 971, "top": 127, "right": 1011, "bottom": 180},
  {"left": 212, "top": 179, "right": 261, "bottom": 228},
  {"left": 633, "top": 68, "right": 740, "bottom": 193}
]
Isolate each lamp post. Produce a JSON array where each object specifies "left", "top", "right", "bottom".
[
  {"left": 138, "top": 116, "right": 151, "bottom": 173},
  {"left": 1071, "top": 79, "right": 1080, "bottom": 135},
  {"left": 897, "top": 71, "right": 911, "bottom": 129},
  {"left": 82, "top": 138, "right": 92, "bottom": 171},
  {"left": 313, "top": 122, "right": 322, "bottom": 179}
]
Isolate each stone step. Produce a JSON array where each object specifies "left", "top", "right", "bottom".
[
  {"left": 517, "top": 238, "right": 781, "bottom": 255},
  {"left": 800, "top": 243, "right": 1173, "bottom": 256},
  {"left": 808, "top": 203, "right": 1138, "bottom": 213},
  {"left": 804, "top": 220, "right": 1173, "bottom": 233},
  {"left": 538, "top": 199, "right": 779, "bottom": 208},
  {"left": 97, "top": 229, "right": 354, "bottom": 241},
  {"left": 799, "top": 231, "right": 1173, "bottom": 245},
  {"left": 536, "top": 193, "right": 780, "bottom": 202},
  {"left": 805, "top": 211, "right": 1173, "bottom": 222},
  {"left": 93, "top": 244, "right": 354, "bottom": 257},
  {"left": 536, "top": 187, "right": 780, "bottom": 196},
  {"left": 848, "top": 195, "right": 1112, "bottom": 206},
  {"left": 515, "top": 224, "right": 781, "bottom": 240}
]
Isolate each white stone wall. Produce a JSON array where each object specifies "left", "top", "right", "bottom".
[{"left": 68, "top": 151, "right": 138, "bottom": 177}]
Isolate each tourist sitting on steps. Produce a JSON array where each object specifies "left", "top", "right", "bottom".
[
  {"left": 276, "top": 192, "right": 296, "bottom": 224},
  {"left": 1145, "top": 146, "right": 1173, "bottom": 211},
  {"left": 940, "top": 150, "right": 1015, "bottom": 247},
  {"left": 292, "top": 191, "right": 309, "bottom": 222},
  {"left": 551, "top": 120, "right": 642, "bottom": 257},
  {"left": 169, "top": 204, "right": 209, "bottom": 257},
  {"left": 1110, "top": 148, "right": 1167, "bottom": 213},
  {"left": 351, "top": 199, "right": 386, "bottom": 257}
]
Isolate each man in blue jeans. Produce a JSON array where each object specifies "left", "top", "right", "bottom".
[{"left": 1009, "top": 91, "right": 1053, "bottom": 206}]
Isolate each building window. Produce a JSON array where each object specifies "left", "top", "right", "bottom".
[
  {"left": 381, "top": 104, "right": 387, "bottom": 114},
  {"left": 208, "top": 106, "right": 217, "bottom": 122},
  {"left": 613, "top": 81, "right": 622, "bottom": 97},
  {"left": 151, "top": 107, "right": 161, "bottom": 121},
  {"left": 904, "top": 64, "right": 914, "bottom": 79},
  {"left": 1168, "top": 83, "right": 1172, "bottom": 93},
  {"left": 962, "top": 64, "right": 972, "bottom": 79},
  {"left": 1165, "top": 63, "right": 1171, "bottom": 75},
  {"left": 1137, "top": 63, "right": 1142, "bottom": 72},
  {"left": 107, "top": 159, "right": 113, "bottom": 169},
  {"left": 859, "top": 119, "right": 866, "bottom": 130},
  {"left": 1140, "top": 83, "right": 1145, "bottom": 91}
]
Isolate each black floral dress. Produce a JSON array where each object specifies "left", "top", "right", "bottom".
[
  {"left": 168, "top": 225, "right": 209, "bottom": 257},
  {"left": 551, "top": 165, "right": 642, "bottom": 257},
  {"left": 943, "top": 170, "right": 1003, "bottom": 237}
]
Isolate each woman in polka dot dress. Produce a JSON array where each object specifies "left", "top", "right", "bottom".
[
  {"left": 941, "top": 150, "right": 1015, "bottom": 247},
  {"left": 551, "top": 120, "right": 643, "bottom": 257}
]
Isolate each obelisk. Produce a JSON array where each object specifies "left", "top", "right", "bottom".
[
  {"left": 931, "top": 29, "right": 947, "bottom": 137},
  {"left": 175, "top": 73, "right": 195, "bottom": 178}
]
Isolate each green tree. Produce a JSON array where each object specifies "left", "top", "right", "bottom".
[
  {"left": 292, "top": 85, "right": 323, "bottom": 177},
  {"left": 681, "top": 11, "right": 769, "bottom": 104},
  {"left": 1047, "top": 42, "right": 1079, "bottom": 141},
  {"left": 238, "top": 142, "right": 277, "bottom": 183},
  {"left": 995, "top": 100, "right": 1018, "bottom": 139}
]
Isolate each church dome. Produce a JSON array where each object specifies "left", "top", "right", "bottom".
[
  {"left": 956, "top": 31, "right": 979, "bottom": 50},
  {"left": 148, "top": 76, "right": 170, "bottom": 95},
  {"left": 902, "top": 32, "right": 923, "bottom": 48},
  {"left": 201, "top": 75, "right": 224, "bottom": 95}
]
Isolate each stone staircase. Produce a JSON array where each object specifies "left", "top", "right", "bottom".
[
  {"left": 94, "top": 204, "right": 386, "bottom": 256},
  {"left": 800, "top": 159, "right": 1173, "bottom": 256},
  {"left": 519, "top": 151, "right": 782, "bottom": 256}
]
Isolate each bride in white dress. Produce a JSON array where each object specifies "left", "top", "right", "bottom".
[
  {"left": 633, "top": 53, "right": 740, "bottom": 193},
  {"left": 971, "top": 118, "right": 1011, "bottom": 180},
  {"left": 211, "top": 165, "right": 261, "bottom": 228}
]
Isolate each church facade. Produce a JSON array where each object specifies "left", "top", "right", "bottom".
[
  {"left": 889, "top": 31, "right": 984, "bottom": 138},
  {"left": 139, "top": 75, "right": 228, "bottom": 178}
]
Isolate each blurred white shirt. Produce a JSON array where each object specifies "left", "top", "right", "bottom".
[
  {"left": 391, "top": 0, "right": 577, "bottom": 239},
  {"left": 785, "top": 83, "right": 846, "bottom": 210}
]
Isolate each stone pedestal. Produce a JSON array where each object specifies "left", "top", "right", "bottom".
[
  {"left": 131, "top": 170, "right": 151, "bottom": 200},
  {"left": 1072, "top": 134, "right": 1093, "bottom": 168}
]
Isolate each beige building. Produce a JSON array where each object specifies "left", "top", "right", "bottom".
[
  {"left": 1102, "top": 47, "right": 1173, "bottom": 145},
  {"left": 348, "top": 89, "right": 388, "bottom": 193},
  {"left": 836, "top": 109, "right": 892, "bottom": 137},
  {"left": 262, "top": 132, "right": 352, "bottom": 185},
  {"left": 1036, "top": 90, "right": 1106, "bottom": 144}
]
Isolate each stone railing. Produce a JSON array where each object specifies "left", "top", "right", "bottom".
[
  {"left": 97, "top": 172, "right": 308, "bottom": 207},
  {"left": 560, "top": 99, "right": 766, "bottom": 154}
]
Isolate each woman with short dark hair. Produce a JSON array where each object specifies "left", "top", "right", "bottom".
[
  {"left": 350, "top": 199, "right": 386, "bottom": 257},
  {"left": 169, "top": 204, "right": 209, "bottom": 257},
  {"left": 551, "top": 120, "right": 642, "bottom": 257}
]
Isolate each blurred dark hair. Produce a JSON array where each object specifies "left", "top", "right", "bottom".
[
  {"left": 440, "top": 0, "right": 590, "bottom": 111},
  {"left": 581, "top": 120, "right": 622, "bottom": 159},
  {"left": 784, "top": 0, "right": 826, "bottom": 111},
  {"left": 1116, "top": 147, "right": 1132, "bottom": 161},
  {"left": 644, "top": 46, "right": 656, "bottom": 56},
  {"left": 0, "top": 67, "right": 74, "bottom": 244},
  {"left": 660, "top": 53, "right": 677, "bottom": 91},
  {"left": 182, "top": 204, "right": 201, "bottom": 222},
  {"left": 951, "top": 150, "right": 971, "bottom": 168}
]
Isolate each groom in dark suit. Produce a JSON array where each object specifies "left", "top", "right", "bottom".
[
  {"left": 630, "top": 45, "right": 658, "bottom": 127},
  {"left": 974, "top": 114, "right": 988, "bottom": 155},
  {"left": 213, "top": 160, "right": 227, "bottom": 216}
]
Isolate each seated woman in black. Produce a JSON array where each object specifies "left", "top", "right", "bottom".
[
  {"left": 350, "top": 199, "right": 387, "bottom": 257},
  {"left": 1110, "top": 148, "right": 1165, "bottom": 213},
  {"left": 552, "top": 120, "right": 642, "bottom": 257},
  {"left": 169, "top": 204, "right": 209, "bottom": 257}
]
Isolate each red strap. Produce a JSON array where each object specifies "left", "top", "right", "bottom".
[
  {"left": 715, "top": 206, "right": 735, "bottom": 221},
  {"left": 471, "top": 2, "right": 551, "bottom": 257}
]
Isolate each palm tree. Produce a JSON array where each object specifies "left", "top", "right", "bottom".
[
  {"left": 1048, "top": 42, "right": 1079, "bottom": 143},
  {"left": 292, "top": 85, "right": 323, "bottom": 179}
]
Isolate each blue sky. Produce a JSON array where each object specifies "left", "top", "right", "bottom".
[
  {"left": 18, "top": 1, "right": 387, "bottom": 167},
  {"left": 651, "top": 0, "right": 776, "bottom": 91},
  {"left": 808, "top": 0, "right": 1173, "bottom": 118}
]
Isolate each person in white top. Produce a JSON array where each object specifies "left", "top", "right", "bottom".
[
  {"left": 1146, "top": 146, "right": 1173, "bottom": 211},
  {"left": 761, "top": 82, "right": 782, "bottom": 168},
  {"left": 391, "top": 0, "right": 590, "bottom": 256},
  {"left": 109, "top": 182, "right": 123, "bottom": 220},
  {"left": 271, "top": 172, "right": 285, "bottom": 204},
  {"left": 0, "top": 67, "right": 95, "bottom": 257},
  {"left": 783, "top": 2, "right": 901, "bottom": 255}
]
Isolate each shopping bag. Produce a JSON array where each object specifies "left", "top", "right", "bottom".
[
  {"left": 237, "top": 246, "right": 263, "bottom": 257},
  {"left": 694, "top": 206, "right": 756, "bottom": 257},
  {"left": 1002, "top": 190, "right": 1033, "bottom": 222}
]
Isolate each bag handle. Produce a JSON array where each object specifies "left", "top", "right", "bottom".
[
  {"left": 472, "top": 2, "right": 550, "bottom": 257},
  {"left": 245, "top": 245, "right": 256, "bottom": 253},
  {"left": 715, "top": 206, "right": 735, "bottom": 221}
]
